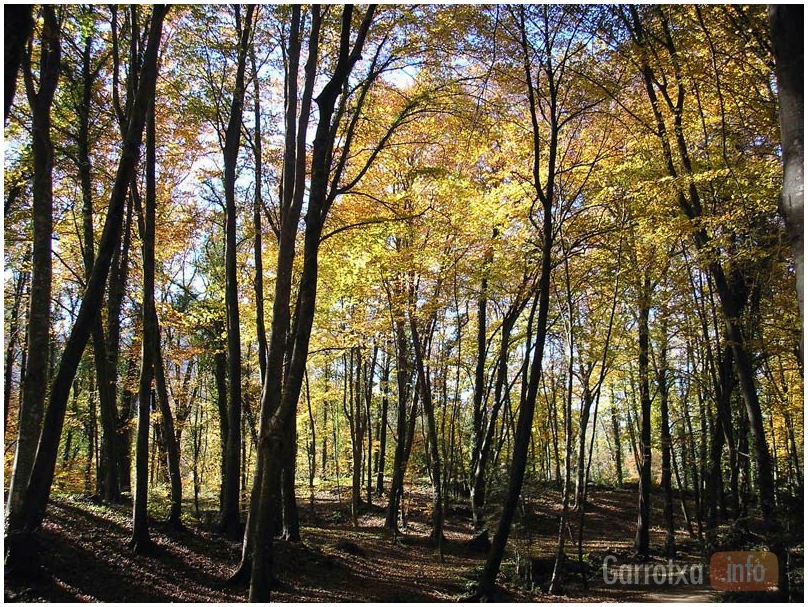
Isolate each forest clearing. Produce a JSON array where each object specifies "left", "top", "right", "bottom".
[{"left": 3, "top": 4, "right": 804, "bottom": 603}]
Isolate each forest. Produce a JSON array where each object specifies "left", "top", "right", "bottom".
[{"left": 3, "top": 3, "right": 804, "bottom": 603}]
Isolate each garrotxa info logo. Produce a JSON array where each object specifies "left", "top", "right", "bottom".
[{"left": 709, "top": 551, "right": 779, "bottom": 591}]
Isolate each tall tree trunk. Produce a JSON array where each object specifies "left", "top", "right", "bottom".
[
  {"left": 365, "top": 346, "right": 376, "bottom": 507},
  {"left": 385, "top": 319, "right": 412, "bottom": 531},
  {"left": 634, "top": 272, "right": 652, "bottom": 558},
  {"left": 409, "top": 317, "right": 444, "bottom": 548},
  {"left": 220, "top": 4, "right": 255, "bottom": 540},
  {"left": 152, "top": 314, "right": 183, "bottom": 528},
  {"left": 609, "top": 390, "right": 623, "bottom": 486},
  {"left": 573, "top": 385, "right": 593, "bottom": 511},
  {"left": 375, "top": 350, "right": 390, "bottom": 496},
  {"left": 75, "top": 27, "right": 120, "bottom": 503},
  {"left": 130, "top": 96, "right": 160, "bottom": 554},
  {"left": 658, "top": 315, "right": 674, "bottom": 557},
  {"left": 549, "top": 256, "right": 575, "bottom": 595},
  {"left": 113, "top": 197, "right": 134, "bottom": 490},
  {"left": 304, "top": 368, "right": 316, "bottom": 489},
  {"left": 249, "top": 41, "right": 268, "bottom": 385},
  {"left": 234, "top": 4, "right": 317, "bottom": 584},
  {"left": 769, "top": 5, "right": 804, "bottom": 318},
  {"left": 469, "top": 245, "right": 490, "bottom": 527},
  {"left": 471, "top": 304, "right": 520, "bottom": 529},
  {"left": 249, "top": 8, "right": 376, "bottom": 599},
  {"left": 214, "top": 347, "right": 228, "bottom": 513},
  {"left": 346, "top": 348, "right": 362, "bottom": 527},
  {"left": 118, "top": 356, "right": 137, "bottom": 494},
  {"left": 5, "top": 6, "right": 166, "bottom": 550},
  {"left": 6, "top": 5, "right": 60, "bottom": 526},
  {"left": 476, "top": 7, "right": 561, "bottom": 596},
  {"left": 126, "top": 51, "right": 183, "bottom": 530},
  {"left": 107, "top": 7, "right": 139, "bottom": 500}
]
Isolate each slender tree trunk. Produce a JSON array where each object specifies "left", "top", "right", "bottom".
[
  {"left": 75, "top": 29, "right": 120, "bottom": 503},
  {"left": 634, "top": 272, "right": 652, "bottom": 558},
  {"left": 375, "top": 351, "right": 390, "bottom": 496},
  {"left": 113, "top": 199, "right": 134, "bottom": 491},
  {"left": 248, "top": 7, "right": 375, "bottom": 598},
  {"left": 573, "top": 387, "right": 593, "bottom": 511},
  {"left": 4, "top": 7, "right": 166, "bottom": 552},
  {"left": 232, "top": 5, "right": 310, "bottom": 583},
  {"left": 671, "top": 437, "right": 694, "bottom": 537},
  {"left": 409, "top": 316, "right": 444, "bottom": 548},
  {"left": 347, "top": 348, "right": 363, "bottom": 527},
  {"left": 152, "top": 314, "right": 183, "bottom": 527},
  {"left": 658, "top": 316, "right": 674, "bottom": 557},
  {"left": 706, "top": 345, "right": 735, "bottom": 527},
  {"left": 769, "top": 5, "right": 804, "bottom": 318},
  {"left": 221, "top": 4, "right": 255, "bottom": 540},
  {"left": 85, "top": 375, "right": 97, "bottom": 492},
  {"left": 609, "top": 390, "right": 623, "bottom": 486},
  {"left": 129, "top": 97, "right": 162, "bottom": 554},
  {"left": 470, "top": 247, "right": 490, "bottom": 527},
  {"left": 472, "top": 306, "right": 519, "bottom": 529},
  {"left": 365, "top": 346, "right": 377, "bottom": 506},
  {"left": 118, "top": 356, "right": 137, "bottom": 494},
  {"left": 214, "top": 348, "right": 228, "bottom": 512},
  {"left": 476, "top": 7, "right": 560, "bottom": 596},
  {"left": 249, "top": 42, "right": 268, "bottom": 385},
  {"left": 549, "top": 284, "right": 575, "bottom": 595},
  {"left": 386, "top": 320, "right": 411, "bottom": 531},
  {"left": 108, "top": 8, "right": 136, "bottom": 498},
  {"left": 6, "top": 6, "right": 60, "bottom": 525},
  {"left": 305, "top": 368, "right": 316, "bottom": 489}
]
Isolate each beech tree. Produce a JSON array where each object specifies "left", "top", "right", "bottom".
[
  {"left": 6, "top": 5, "right": 60, "bottom": 523},
  {"left": 5, "top": 4, "right": 167, "bottom": 569}
]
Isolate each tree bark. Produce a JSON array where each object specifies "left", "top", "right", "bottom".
[
  {"left": 769, "top": 5, "right": 804, "bottom": 318},
  {"left": 477, "top": 6, "right": 558, "bottom": 596},
  {"left": 375, "top": 350, "right": 390, "bottom": 496},
  {"left": 220, "top": 4, "right": 255, "bottom": 540},
  {"left": 249, "top": 42, "right": 268, "bottom": 385},
  {"left": 385, "top": 317, "right": 413, "bottom": 531},
  {"left": 634, "top": 272, "right": 652, "bottom": 558},
  {"left": 409, "top": 316, "right": 444, "bottom": 547},
  {"left": 5, "top": 6, "right": 166, "bottom": 546},
  {"left": 6, "top": 5, "right": 59, "bottom": 527},
  {"left": 657, "top": 315, "right": 675, "bottom": 557},
  {"left": 152, "top": 313, "right": 184, "bottom": 527},
  {"left": 248, "top": 8, "right": 376, "bottom": 599},
  {"left": 130, "top": 95, "right": 162, "bottom": 553}
]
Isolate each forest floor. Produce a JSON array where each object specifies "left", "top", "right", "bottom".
[{"left": 3, "top": 482, "right": 801, "bottom": 602}]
